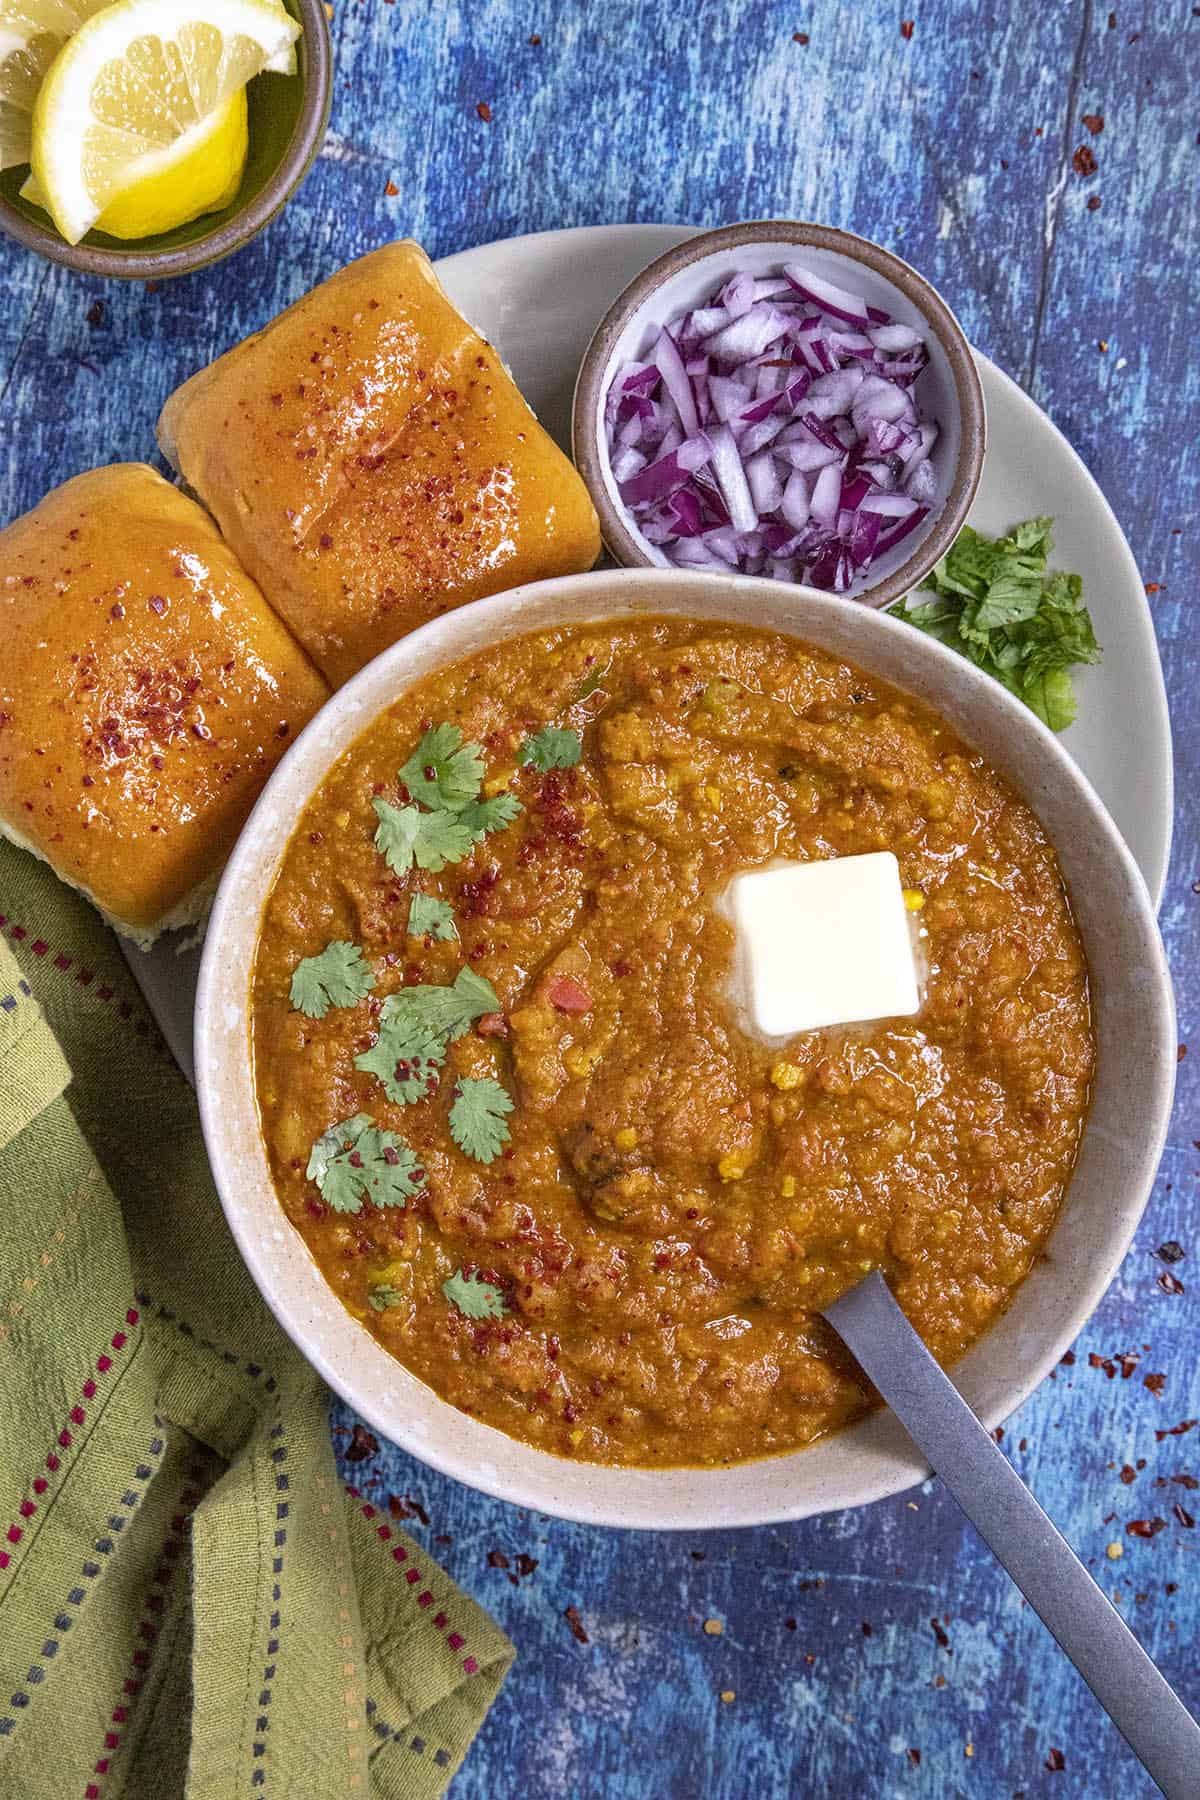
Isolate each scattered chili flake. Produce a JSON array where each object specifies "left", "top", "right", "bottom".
[
  {"left": 1060, "top": 1349, "right": 1076, "bottom": 1366},
  {"left": 563, "top": 1604, "right": 589, "bottom": 1644},
  {"left": 1127, "top": 1517, "right": 1167, "bottom": 1538},
  {"left": 515, "top": 1553, "right": 539, "bottom": 1577},
  {"left": 1082, "top": 112, "right": 1105, "bottom": 134},
  {"left": 907, "top": 1748, "right": 921, "bottom": 1768},
  {"left": 384, "top": 179, "right": 399, "bottom": 197},
  {"left": 900, "top": 19, "right": 914, "bottom": 39},
  {"left": 1119, "top": 1464, "right": 1137, "bottom": 1485},
  {"left": 86, "top": 299, "right": 104, "bottom": 327},
  {"left": 930, "top": 1617, "right": 950, "bottom": 1650},
  {"left": 1072, "top": 145, "right": 1098, "bottom": 177},
  {"left": 861, "top": 1621, "right": 873, "bottom": 1636},
  {"left": 1146, "top": 582, "right": 1164, "bottom": 595},
  {"left": 792, "top": 29, "right": 809, "bottom": 42},
  {"left": 487, "top": 1549, "right": 511, "bottom": 1570},
  {"left": 1144, "top": 1372, "right": 1166, "bottom": 1396},
  {"left": 1087, "top": 195, "right": 1102, "bottom": 211},
  {"left": 528, "top": 31, "right": 541, "bottom": 43},
  {"left": 1098, "top": 339, "right": 1109, "bottom": 352},
  {"left": 1046, "top": 1747, "right": 1066, "bottom": 1772},
  {"left": 1174, "top": 1504, "right": 1195, "bottom": 1528},
  {"left": 345, "top": 1423, "right": 380, "bottom": 1463},
  {"left": 1158, "top": 1240, "right": 1186, "bottom": 1264},
  {"left": 1158, "top": 1271, "right": 1185, "bottom": 1296},
  {"left": 476, "top": 101, "right": 493, "bottom": 122}
]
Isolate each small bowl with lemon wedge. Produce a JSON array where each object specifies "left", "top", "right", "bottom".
[{"left": 0, "top": 0, "right": 330, "bottom": 279}]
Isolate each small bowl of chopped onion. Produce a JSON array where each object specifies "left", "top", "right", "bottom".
[{"left": 572, "top": 220, "right": 985, "bottom": 604}]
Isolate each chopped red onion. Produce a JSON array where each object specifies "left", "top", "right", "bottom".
[{"left": 604, "top": 261, "right": 940, "bottom": 592}]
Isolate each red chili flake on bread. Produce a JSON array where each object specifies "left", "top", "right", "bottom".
[
  {"left": 1072, "top": 145, "right": 1098, "bottom": 176},
  {"left": 563, "top": 1604, "right": 589, "bottom": 1644},
  {"left": 476, "top": 101, "right": 492, "bottom": 121},
  {"left": 384, "top": 179, "right": 399, "bottom": 197},
  {"left": 1158, "top": 1271, "right": 1185, "bottom": 1295},
  {"left": 1143, "top": 1372, "right": 1166, "bottom": 1396},
  {"left": 1082, "top": 112, "right": 1105, "bottom": 133},
  {"left": 930, "top": 1617, "right": 950, "bottom": 1650},
  {"left": 487, "top": 1549, "right": 511, "bottom": 1569},
  {"left": 792, "top": 30, "right": 809, "bottom": 42},
  {"left": 1045, "top": 1747, "right": 1066, "bottom": 1772},
  {"left": 1126, "top": 1517, "right": 1167, "bottom": 1538},
  {"left": 900, "top": 19, "right": 914, "bottom": 38},
  {"left": 1087, "top": 195, "right": 1102, "bottom": 211},
  {"left": 1119, "top": 1464, "right": 1137, "bottom": 1484},
  {"left": 1174, "top": 1504, "right": 1195, "bottom": 1528}
]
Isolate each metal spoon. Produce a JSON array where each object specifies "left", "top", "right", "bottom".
[{"left": 823, "top": 1271, "right": 1200, "bottom": 1800}]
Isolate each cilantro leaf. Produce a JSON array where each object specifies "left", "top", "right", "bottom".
[
  {"left": 354, "top": 1023, "right": 446, "bottom": 1105},
  {"left": 407, "top": 894, "right": 458, "bottom": 941},
  {"left": 443, "top": 1268, "right": 509, "bottom": 1321},
  {"left": 449, "top": 1077, "right": 514, "bottom": 1163},
  {"left": 373, "top": 797, "right": 475, "bottom": 873},
  {"left": 518, "top": 726, "right": 582, "bottom": 771},
  {"left": 306, "top": 1115, "right": 425, "bottom": 1214},
  {"left": 368, "top": 1283, "right": 407, "bottom": 1312},
  {"left": 289, "top": 941, "right": 376, "bottom": 1019},
  {"left": 458, "top": 793, "right": 522, "bottom": 842},
  {"left": 353, "top": 966, "right": 501, "bottom": 1103},
  {"left": 892, "top": 516, "right": 1100, "bottom": 733},
  {"left": 399, "top": 724, "right": 485, "bottom": 812}
]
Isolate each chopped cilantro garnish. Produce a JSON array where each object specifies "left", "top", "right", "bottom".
[
  {"left": 373, "top": 798, "right": 475, "bottom": 873},
  {"left": 368, "top": 1283, "right": 407, "bottom": 1312},
  {"left": 518, "top": 726, "right": 582, "bottom": 771},
  {"left": 443, "top": 1268, "right": 509, "bottom": 1321},
  {"left": 373, "top": 722, "right": 521, "bottom": 874},
  {"left": 449, "top": 1076, "right": 514, "bottom": 1163},
  {"left": 407, "top": 894, "right": 458, "bottom": 941},
  {"left": 354, "top": 966, "right": 501, "bottom": 1104},
  {"left": 288, "top": 941, "right": 375, "bottom": 1019},
  {"left": 399, "top": 723, "right": 486, "bottom": 812},
  {"left": 458, "top": 793, "right": 522, "bottom": 840},
  {"left": 891, "top": 516, "right": 1101, "bottom": 732},
  {"left": 306, "top": 1114, "right": 424, "bottom": 1214}
]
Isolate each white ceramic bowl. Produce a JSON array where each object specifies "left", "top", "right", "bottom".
[
  {"left": 572, "top": 221, "right": 986, "bottom": 609},
  {"left": 196, "top": 569, "right": 1175, "bottom": 1530}
]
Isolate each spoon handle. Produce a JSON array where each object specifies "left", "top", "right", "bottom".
[{"left": 823, "top": 1271, "right": 1200, "bottom": 1800}]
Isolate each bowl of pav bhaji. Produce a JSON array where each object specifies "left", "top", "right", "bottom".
[{"left": 195, "top": 568, "right": 1174, "bottom": 1530}]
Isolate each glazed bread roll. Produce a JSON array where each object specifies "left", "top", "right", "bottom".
[
  {"left": 0, "top": 464, "right": 329, "bottom": 945},
  {"left": 157, "top": 240, "right": 602, "bottom": 686}
]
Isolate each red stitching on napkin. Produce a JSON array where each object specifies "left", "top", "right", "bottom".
[
  {"left": 0, "top": 919, "right": 167, "bottom": 1055},
  {"left": 345, "top": 1487, "right": 480, "bottom": 1680},
  {"left": 0, "top": 1306, "right": 139, "bottom": 1576},
  {"left": 84, "top": 1459, "right": 207, "bottom": 1799}
]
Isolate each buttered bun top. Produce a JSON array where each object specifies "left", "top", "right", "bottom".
[
  {"left": 156, "top": 240, "right": 602, "bottom": 687},
  {"left": 0, "top": 464, "right": 330, "bottom": 942}
]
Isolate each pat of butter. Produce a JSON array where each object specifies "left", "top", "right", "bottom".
[{"left": 722, "top": 852, "right": 920, "bottom": 1038}]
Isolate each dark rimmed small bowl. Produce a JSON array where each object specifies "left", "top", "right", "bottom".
[
  {"left": 572, "top": 220, "right": 986, "bottom": 610},
  {"left": 0, "top": 0, "right": 330, "bottom": 282}
]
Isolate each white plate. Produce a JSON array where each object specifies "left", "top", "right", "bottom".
[{"left": 129, "top": 224, "right": 1173, "bottom": 1076}]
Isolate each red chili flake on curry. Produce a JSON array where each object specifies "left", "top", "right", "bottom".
[{"left": 251, "top": 620, "right": 1094, "bottom": 1469}]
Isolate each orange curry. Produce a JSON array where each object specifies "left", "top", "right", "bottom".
[{"left": 251, "top": 619, "right": 1094, "bottom": 1467}]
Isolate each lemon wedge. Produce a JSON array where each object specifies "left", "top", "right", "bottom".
[
  {"left": 22, "top": 81, "right": 247, "bottom": 236},
  {"left": 0, "top": 0, "right": 111, "bottom": 169},
  {"left": 30, "top": 0, "right": 299, "bottom": 244}
]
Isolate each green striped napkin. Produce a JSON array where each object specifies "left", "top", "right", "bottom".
[{"left": 0, "top": 840, "right": 513, "bottom": 1799}]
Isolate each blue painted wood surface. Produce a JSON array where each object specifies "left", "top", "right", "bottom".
[{"left": 2, "top": 2, "right": 1196, "bottom": 1794}]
